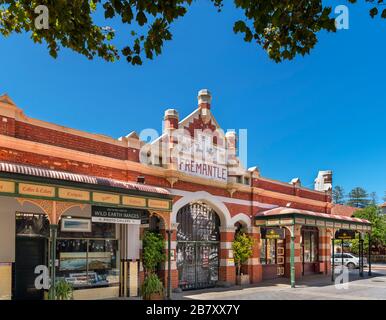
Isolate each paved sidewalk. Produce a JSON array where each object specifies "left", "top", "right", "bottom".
[{"left": 174, "top": 269, "right": 386, "bottom": 300}]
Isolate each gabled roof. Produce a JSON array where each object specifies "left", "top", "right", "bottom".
[{"left": 0, "top": 93, "right": 16, "bottom": 106}]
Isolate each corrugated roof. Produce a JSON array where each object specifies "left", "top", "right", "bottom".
[
  {"left": 331, "top": 204, "right": 359, "bottom": 217},
  {"left": 255, "top": 207, "right": 370, "bottom": 224},
  {"left": 0, "top": 162, "right": 170, "bottom": 195}
]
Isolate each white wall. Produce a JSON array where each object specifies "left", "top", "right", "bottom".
[{"left": 0, "top": 196, "right": 45, "bottom": 262}]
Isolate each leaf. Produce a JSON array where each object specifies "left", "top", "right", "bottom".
[
  {"left": 136, "top": 11, "right": 147, "bottom": 26},
  {"left": 370, "top": 7, "right": 378, "bottom": 18}
]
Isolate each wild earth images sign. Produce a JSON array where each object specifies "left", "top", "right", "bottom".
[{"left": 91, "top": 206, "right": 142, "bottom": 225}]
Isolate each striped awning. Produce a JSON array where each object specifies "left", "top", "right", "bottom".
[
  {"left": 0, "top": 161, "right": 170, "bottom": 195},
  {"left": 255, "top": 207, "right": 370, "bottom": 225}
]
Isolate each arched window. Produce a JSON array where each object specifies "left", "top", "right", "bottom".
[{"left": 177, "top": 202, "right": 220, "bottom": 242}]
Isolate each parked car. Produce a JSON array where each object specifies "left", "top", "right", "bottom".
[{"left": 331, "top": 253, "right": 368, "bottom": 269}]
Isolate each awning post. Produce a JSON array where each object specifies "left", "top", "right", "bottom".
[
  {"left": 49, "top": 224, "right": 58, "bottom": 300},
  {"left": 368, "top": 234, "right": 372, "bottom": 276},
  {"left": 290, "top": 227, "right": 295, "bottom": 288},
  {"left": 166, "top": 229, "right": 172, "bottom": 299},
  {"left": 341, "top": 239, "right": 344, "bottom": 269},
  {"left": 331, "top": 237, "right": 335, "bottom": 282},
  {"left": 359, "top": 234, "right": 364, "bottom": 278}
]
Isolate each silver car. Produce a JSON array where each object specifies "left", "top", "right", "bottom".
[{"left": 331, "top": 253, "right": 368, "bottom": 269}]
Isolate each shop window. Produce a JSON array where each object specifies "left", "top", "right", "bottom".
[
  {"left": 16, "top": 213, "right": 49, "bottom": 237},
  {"left": 302, "top": 228, "right": 318, "bottom": 263},
  {"left": 260, "top": 239, "right": 277, "bottom": 265},
  {"left": 56, "top": 219, "right": 119, "bottom": 290}
]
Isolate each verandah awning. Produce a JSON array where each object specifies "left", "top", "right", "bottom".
[
  {"left": 255, "top": 207, "right": 371, "bottom": 232},
  {"left": 0, "top": 161, "right": 170, "bottom": 196}
]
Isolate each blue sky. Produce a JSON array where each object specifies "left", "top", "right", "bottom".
[{"left": 0, "top": 1, "right": 385, "bottom": 202}]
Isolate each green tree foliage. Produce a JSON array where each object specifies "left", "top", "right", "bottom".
[
  {"left": 332, "top": 185, "right": 345, "bottom": 204},
  {"left": 232, "top": 232, "right": 254, "bottom": 276},
  {"left": 369, "top": 191, "right": 378, "bottom": 205},
  {"left": 142, "top": 230, "right": 165, "bottom": 275},
  {"left": 382, "top": 191, "right": 386, "bottom": 203},
  {"left": 351, "top": 205, "right": 386, "bottom": 254},
  {"left": 347, "top": 187, "right": 370, "bottom": 208},
  {"left": 1, "top": 0, "right": 381, "bottom": 65}
]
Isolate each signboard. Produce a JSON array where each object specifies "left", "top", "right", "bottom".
[
  {"left": 122, "top": 196, "right": 146, "bottom": 208},
  {"left": 19, "top": 183, "right": 55, "bottom": 197},
  {"left": 335, "top": 229, "right": 356, "bottom": 240},
  {"left": 59, "top": 188, "right": 90, "bottom": 201},
  {"left": 91, "top": 206, "right": 141, "bottom": 225},
  {"left": 176, "top": 133, "right": 228, "bottom": 182},
  {"left": 93, "top": 192, "right": 120, "bottom": 204},
  {"left": 178, "top": 159, "right": 227, "bottom": 182},
  {"left": 0, "top": 180, "right": 15, "bottom": 194},
  {"left": 148, "top": 199, "right": 170, "bottom": 210},
  {"left": 261, "top": 227, "right": 285, "bottom": 240}
]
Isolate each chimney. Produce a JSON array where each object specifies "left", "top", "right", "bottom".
[
  {"left": 226, "top": 131, "right": 238, "bottom": 166},
  {"left": 163, "top": 109, "right": 179, "bottom": 132},
  {"left": 314, "top": 170, "right": 333, "bottom": 192},
  {"left": 198, "top": 89, "right": 212, "bottom": 124},
  {"left": 290, "top": 178, "right": 301, "bottom": 187}
]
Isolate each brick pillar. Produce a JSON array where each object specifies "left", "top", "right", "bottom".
[
  {"left": 219, "top": 226, "right": 236, "bottom": 286},
  {"left": 158, "top": 224, "right": 179, "bottom": 290},
  {"left": 247, "top": 226, "right": 262, "bottom": 283},
  {"left": 285, "top": 225, "right": 302, "bottom": 280},
  {"left": 319, "top": 228, "right": 332, "bottom": 275}
]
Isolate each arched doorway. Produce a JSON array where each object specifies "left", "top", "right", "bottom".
[
  {"left": 301, "top": 226, "right": 319, "bottom": 275},
  {"left": 176, "top": 202, "right": 220, "bottom": 290}
]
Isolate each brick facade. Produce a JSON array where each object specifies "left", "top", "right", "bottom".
[{"left": 0, "top": 91, "right": 339, "bottom": 292}]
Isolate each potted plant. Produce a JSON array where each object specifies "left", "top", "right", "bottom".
[
  {"left": 141, "top": 231, "right": 166, "bottom": 300},
  {"left": 49, "top": 279, "right": 74, "bottom": 300},
  {"left": 232, "top": 232, "right": 254, "bottom": 285},
  {"left": 142, "top": 273, "right": 164, "bottom": 300}
]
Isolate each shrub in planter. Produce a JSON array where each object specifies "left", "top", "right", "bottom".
[
  {"left": 142, "top": 231, "right": 166, "bottom": 274},
  {"left": 142, "top": 273, "right": 164, "bottom": 300},
  {"left": 49, "top": 279, "right": 74, "bottom": 300},
  {"left": 141, "top": 230, "right": 166, "bottom": 300},
  {"left": 232, "top": 232, "right": 254, "bottom": 285}
]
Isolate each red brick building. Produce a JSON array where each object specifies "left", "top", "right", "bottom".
[{"left": 0, "top": 90, "right": 371, "bottom": 300}]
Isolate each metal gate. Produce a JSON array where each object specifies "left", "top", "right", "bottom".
[{"left": 176, "top": 202, "right": 220, "bottom": 290}]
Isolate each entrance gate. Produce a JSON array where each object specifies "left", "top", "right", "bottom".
[{"left": 176, "top": 202, "right": 220, "bottom": 290}]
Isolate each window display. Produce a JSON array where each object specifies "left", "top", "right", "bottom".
[
  {"left": 302, "top": 228, "right": 318, "bottom": 263},
  {"left": 55, "top": 219, "right": 119, "bottom": 289},
  {"left": 260, "top": 239, "right": 277, "bottom": 265}
]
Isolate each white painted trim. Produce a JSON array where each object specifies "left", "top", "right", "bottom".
[
  {"left": 231, "top": 213, "right": 252, "bottom": 228},
  {"left": 220, "top": 259, "right": 235, "bottom": 267},
  {"left": 171, "top": 190, "right": 233, "bottom": 227},
  {"left": 247, "top": 258, "right": 259, "bottom": 265},
  {"left": 220, "top": 242, "right": 233, "bottom": 249},
  {"left": 164, "top": 241, "right": 177, "bottom": 250},
  {"left": 169, "top": 188, "right": 277, "bottom": 209}
]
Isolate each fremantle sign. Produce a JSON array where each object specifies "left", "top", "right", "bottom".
[{"left": 178, "top": 159, "right": 227, "bottom": 182}]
